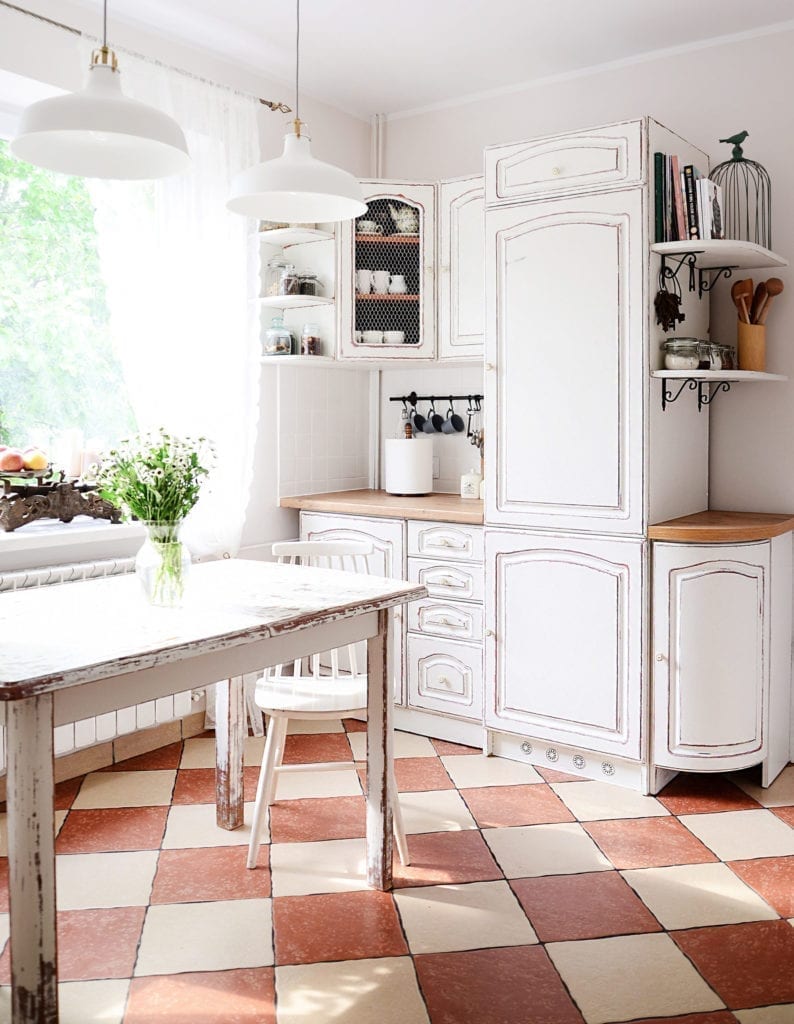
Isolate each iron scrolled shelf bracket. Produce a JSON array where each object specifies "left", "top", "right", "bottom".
[
  {"left": 698, "top": 266, "right": 733, "bottom": 299},
  {"left": 661, "top": 377, "right": 698, "bottom": 411},
  {"left": 697, "top": 380, "right": 731, "bottom": 412},
  {"left": 660, "top": 252, "right": 699, "bottom": 293}
]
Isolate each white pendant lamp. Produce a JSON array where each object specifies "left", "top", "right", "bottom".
[
  {"left": 10, "top": 1, "right": 189, "bottom": 180},
  {"left": 227, "top": 0, "right": 366, "bottom": 223}
]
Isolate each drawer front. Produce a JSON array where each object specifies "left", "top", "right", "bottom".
[
  {"left": 408, "top": 521, "right": 483, "bottom": 562},
  {"left": 408, "top": 634, "right": 483, "bottom": 720},
  {"left": 408, "top": 598, "right": 484, "bottom": 642},
  {"left": 485, "top": 121, "right": 643, "bottom": 204},
  {"left": 408, "top": 557, "right": 484, "bottom": 603}
]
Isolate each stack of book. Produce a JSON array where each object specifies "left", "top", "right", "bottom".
[{"left": 654, "top": 152, "right": 724, "bottom": 244}]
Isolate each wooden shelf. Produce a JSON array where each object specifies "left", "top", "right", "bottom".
[
  {"left": 259, "top": 355, "right": 342, "bottom": 368},
  {"left": 255, "top": 228, "right": 334, "bottom": 247},
  {"left": 256, "top": 295, "right": 334, "bottom": 310},
  {"left": 651, "top": 239, "right": 787, "bottom": 270},
  {"left": 649, "top": 510, "right": 794, "bottom": 543},
  {"left": 652, "top": 368, "right": 787, "bottom": 412},
  {"left": 281, "top": 489, "right": 484, "bottom": 525},
  {"left": 355, "top": 293, "right": 419, "bottom": 302},
  {"left": 652, "top": 370, "right": 787, "bottom": 382},
  {"left": 356, "top": 234, "right": 420, "bottom": 244}
]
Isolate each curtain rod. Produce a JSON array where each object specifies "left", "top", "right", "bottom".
[{"left": 0, "top": 0, "right": 292, "bottom": 112}]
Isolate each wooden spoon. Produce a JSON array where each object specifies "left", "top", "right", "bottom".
[
  {"left": 758, "top": 278, "right": 784, "bottom": 325},
  {"left": 750, "top": 281, "right": 767, "bottom": 324},
  {"left": 731, "top": 278, "right": 753, "bottom": 323}
]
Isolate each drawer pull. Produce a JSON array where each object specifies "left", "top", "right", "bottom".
[
  {"left": 437, "top": 676, "right": 451, "bottom": 687},
  {"left": 438, "top": 538, "right": 465, "bottom": 550},
  {"left": 438, "top": 576, "right": 466, "bottom": 589},
  {"left": 427, "top": 615, "right": 465, "bottom": 630}
]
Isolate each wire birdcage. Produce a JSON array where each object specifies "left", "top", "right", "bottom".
[{"left": 710, "top": 132, "right": 772, "bottom": 250}]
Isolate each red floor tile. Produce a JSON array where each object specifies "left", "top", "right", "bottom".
[
  {"left": 511, "top": 871, "right": 662, "bottom": 942},
  {"left": 151, "top": 846, "right": 271, "bottom": 903},
  {"left": 431, "top": 738, "right": 481, "bottom": 756},
  {"left": 624, "top": 1015, "right": 737, "bottom": 1024},
  {"left": 461, "top": 783, "right": 575, "bottom": 828},
  {"left": 274, "top": 890, "right": 407, "bottom": 965},
  {"left": 772, "top": 805, "right": 794, "bottom": 828},
  {"left": 102, "top": 741, "right": 184, "bottom": 772},
  {"left": 584, "top": 816, "right": 720, "bottom": 869},
  {"left": 280, "top": 732, "right": 352, "bottom": 764},
  {"left": 54, "top": 776, "right": 85, "bottom": 810},
  {"left": 728, "top": 856, "right": 794, "bottom": 917},
  {"left": 357, "top": 757, "right": 455, "bottom": 792},
  {"left": 55, "top": 806, "right": 169, "bottom": 853},
  {"left": 342, "top": 717, "right": 367, "bottom": 732},
  {"left": 674, "top": 920, "right": 794, "bottom": 1008},
  {"left": 0, "top": 907, "right": 145, "bottom": 983},
  {"left": 172, "top": 767, "right": 260, "bottom": 805},
  {"left": 268, "top": 795, "right": 366, "bottom": 843},
  {"left": 535, "top": 767, "right": 585, "bottom": 783},
  {"left": 125, "top": 968, "right": 276, "bottom": 1024},
  {"left": 414, "top": 945, "right": 585, "bottom": 1024},
  {"left": 657, "top": 774, "right": 762, "bottom": 815},
  {"left": 393, "top": 829, "right": 504, "bottom": 888}
]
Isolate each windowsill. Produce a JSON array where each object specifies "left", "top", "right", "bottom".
[{"left": 0, "top": 518, "right": 145, "bottom": 571}]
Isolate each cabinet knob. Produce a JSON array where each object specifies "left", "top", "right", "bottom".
[
  {"left": 656, "top": 653, "right": 667, "bottom": 662},
  {"left": 485, "top": 628, "right": 495, "bottom": 638},
  {"left": 438, "top": 676, "right": 451, "bottom": 686},
  {"left": 485, "top": 362, "right": 495, "bottom": 371},
  {"left": 551, "top": 166, "right": 562, "bottom": 176}
]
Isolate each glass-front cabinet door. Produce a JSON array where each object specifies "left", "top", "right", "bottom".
[{"left": 338, "top": 181, "right": 436, "bottom": 360}]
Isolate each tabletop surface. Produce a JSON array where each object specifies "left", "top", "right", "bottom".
[{"left": 0, "top": 558, "right": 424, "bottom": 697}]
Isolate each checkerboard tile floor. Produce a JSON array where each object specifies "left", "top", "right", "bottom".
[{"left": 1, "top": 721, "right": 793, "bottom": 1023}]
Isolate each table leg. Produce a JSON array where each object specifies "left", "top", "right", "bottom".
[
  {"left": 7, "top": 695, "right": 58, "bottom": 1024},
  {"left": 366, "top": 609, "right": 393, "bottom": 890},
  {"left": 215, "top": 676, "right": 246, "bottom": 830}
]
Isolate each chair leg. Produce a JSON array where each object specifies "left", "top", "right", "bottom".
[
  {"left": 247, "top": 716, "right": 284, "bottom": 870},
  {"left": 392, "top": 769, "right": 410, "bottom": 866},
  {"left": 266, "top": 717, "right": 288, "bottom": 807}
]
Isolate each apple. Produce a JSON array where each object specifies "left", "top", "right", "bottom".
[
  {"left": 22, "top": 448, "right": 48, "bottom": 471},
  {"left": 0, "top": 449, "right": 24, "bottom": 472}
]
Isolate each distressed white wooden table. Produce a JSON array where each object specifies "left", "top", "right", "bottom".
[{"left": 0, "top": 558, "right": 424, "bottom": 1024}]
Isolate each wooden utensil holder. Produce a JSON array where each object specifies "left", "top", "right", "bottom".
[{"left": 738, "top": 321, "right": 766, "bottom": 371}]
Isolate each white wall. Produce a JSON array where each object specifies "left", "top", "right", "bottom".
[
  {"left": 0, "top": 2, "right": 371, "bottom": 560},
  {"left": 384, "top": 27, "right": 794, "bottom": 516}
]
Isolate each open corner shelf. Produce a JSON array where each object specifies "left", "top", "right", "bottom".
[
  {"left": 259, "top": 355, "right": 341, "bottom": 368},
  {"left": 254, "top": 228, "right": 334, "bottom": 247},
  {"left": 651, "top": 240, "right": 788, "bottom": 298},
  {"left": 256, "top": 295, "right": 334, "bottom": 310},
  {"left": 652, "top": 369, "right": 788, "bottom": 412}
]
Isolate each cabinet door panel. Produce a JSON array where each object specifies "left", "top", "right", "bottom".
[
  {"left": 485, "top": 190, "right": 644, "bottom": 533},
  {"left": 439, "top": 176, "right": 485, "bottom": 360},
  {"left": 485, "top": 531, "right": 643, "bottom": 759},
  {"left": 653, "top": 543, "right": 769, "bottom": 770}
]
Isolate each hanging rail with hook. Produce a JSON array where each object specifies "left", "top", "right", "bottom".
[{"left": 388, "top": 393, "right": 484, "bottom": 405}]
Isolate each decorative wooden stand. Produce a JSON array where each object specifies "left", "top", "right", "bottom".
[{"left": 0, "top": 471, "right": 121, "bottom": 532}]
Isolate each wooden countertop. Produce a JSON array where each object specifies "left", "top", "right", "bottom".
[
  {"left": 280, "top": 490, "right": 484, "bottom": 525},
  {"left": 649, "top": 510, "right": 794, "bottom": 543}
]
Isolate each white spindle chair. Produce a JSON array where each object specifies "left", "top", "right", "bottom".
[{"left": 247, "top": 540, "right": 409, "bottom": 869}]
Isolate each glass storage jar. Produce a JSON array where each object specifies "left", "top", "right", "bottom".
[
  {"left": 263, "top": 315, "right": 294, "bottom": 356},
  {"left": 300, "top": 323, "right": 322, "bottom": 356},
  {"left": 264, "top": 257, "right": 294, "bottom": 297},
  {"left": 298, "top": 271, "right": 322, "bottom": 296},
  {"left": 279, "top": 268, "right": 302, "bottom": 296},
  {"left": 661, "top": 337, "right": 700, "bottom": 370}
]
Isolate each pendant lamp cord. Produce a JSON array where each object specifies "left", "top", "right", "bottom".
[
  {"left": 295, "top": 0, "right": 300, "bottom": 123},
  {"left": 102, "top": 0, "right": 108, "bottom": 48}
]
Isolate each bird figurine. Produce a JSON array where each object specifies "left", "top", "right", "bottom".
[{"left": 719, "top": 130, "right": 749, "bottom": 161}]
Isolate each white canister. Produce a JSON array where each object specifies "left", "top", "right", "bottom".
[
  {"left": 460, "top": 469, "right": 482, "bottom": 500},
  {"left": 384, "top": 439, "right": 433, "bottom": 495}
]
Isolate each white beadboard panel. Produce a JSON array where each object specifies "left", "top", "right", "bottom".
[
  {"left": 379, "top": 364, "right": 484, "bottom": 495},
  {"left": 278, "top": 365, "right": 372, "bottom": 497}
]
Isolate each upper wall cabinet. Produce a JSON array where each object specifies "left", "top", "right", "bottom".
[
  {"left": 438, "top": 175, "right": 485, "bottom": 362},
  {"left": 484, "top": 120, "right": 644, "bottom": 206},
  {"left": 338, "top": 181, "right": 436, "bottom": 361}
]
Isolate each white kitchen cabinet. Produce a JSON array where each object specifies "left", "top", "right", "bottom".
[
  {"left": 484, "top": 188, "right": 644, "bottom": 535},
  {"left": 337, "top": 181, "right": 436, "bottom": 361},
  {"left": 438, "top": 175, "right": 485, "bottom": 361},
  {"left": 407, "top": 633, "right": 483, "bottom": 721},
  {"left": 485, "top": 530, "right": 644, "bottom": 762}
]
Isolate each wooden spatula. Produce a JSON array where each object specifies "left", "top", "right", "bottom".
[
  {"left": 758, "top": 278, "right": 784, "bottom": 325},
  {"left": 750, "top": 281, "right": 768, "bottom": 324},
  {"left": 731, "top": 279, "right": 753, "bottom": 323}
]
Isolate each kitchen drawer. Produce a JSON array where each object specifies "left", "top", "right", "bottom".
[
  {"left": 485, "top": 120, "right": 643, "bottom": 205},
  {"left": 408, "top": 634, "right": 483, "bottom": 720},
  {"left": 408, "top": 557, "right": 484, "bottom": 604},
  {"left": 408, "top": 597, "right": 484, "bottom": 642},
  {"left": 408, "top": 521, "right": 483, "bottom": 563}
]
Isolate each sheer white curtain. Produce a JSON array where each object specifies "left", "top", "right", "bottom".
[{"left": 85, "top": 43, "right": 261, "bottom": 557}]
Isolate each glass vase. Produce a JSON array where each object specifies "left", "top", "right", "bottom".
[{"left": 135, "top": 521, "right": 191, "bottom": 607}]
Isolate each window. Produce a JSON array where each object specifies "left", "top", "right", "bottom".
[{"left": 0, "top": 138, "right": 134, "bottom": 469}]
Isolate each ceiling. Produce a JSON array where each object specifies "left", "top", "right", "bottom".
[{"left": 61, "top": 0, "right": 794, "bottom": 119}]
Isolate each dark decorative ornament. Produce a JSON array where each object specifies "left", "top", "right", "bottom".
[
  {"left": 711, "top": 131, "right": 772, "bottom": 249},
  {"left": 0, "top": 470, "right": 121, "bottom": 532},
  {"left": 654, "top": 289, "right": 685, "bottom": 332}
]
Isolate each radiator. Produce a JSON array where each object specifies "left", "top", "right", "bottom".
[{"left": 0, "top": 557, "right": 196, "bottom": 773}]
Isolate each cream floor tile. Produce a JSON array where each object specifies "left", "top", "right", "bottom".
[
  {"left": 400, "top": 789, "right": 477, "bottom": 834},
  {"left": 395, "top": 880, "right": 537, "bottom": 954},
  {"left": 735, "top": 764, "right": 794, "bottom": 807},
  {"left": 0, "top": 980, "right": 129, "bottom": 1024},
  {"left": 347, "top": 731, "right": 436, "bottom": 761},
  {"left": 679, "top": 809, "right": 794, "bottom": 861},
  {"left": 622, "top": 863, "right": 778, "bottom": 929},
  {"left": 547, "top": 933, "right": 725, "bottom": 1024},
  {"left": 735, "top": 1007, "right": 794, "bottom": 1023},
  {"left": 270, "top": 837, "right": 369, "bottom": 897},
  {"left": 272, "top": 767, "right": 362, "bottom": 801},
  {"left": 0, "top": 810, "right": 67, "bottom": 856},
  {"left": 0, "top": 914, "right": 8, "bottom": 957},
  {"left": 276, "top": 957, "right": 429, "bottom": 1024},
  {"left": 72, "top": 770, "right": 176, "bottom": 809},
  {"left": 180, "top": 735, "right": 273, "bottom": 769},
  {"left": 483, "top": 822, "right": 611, "bottom": 878},
  {"left": 285, "top": 717, "right": 345, "bottom": 734},
  {"left": 440, "top": 754, "right": 543, "bottom": 789},
  {"left": 56, "top": 851, "right": 159, "bottom": 910},
  {"left": 162, "top": 801, "right": 267, "bottom": 849},
  {"left": 135, "top": 898, "right": 273, "bottom": 976},
  {"left": 551, "top": 781, "right": 669, "bottom": 821}
]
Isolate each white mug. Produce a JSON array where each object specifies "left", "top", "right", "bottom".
[
  {"left": 371, "top": 270, "right": 391, "bottom": 294},
  {"left": 382, "top": 331, "right": 405, "bottom": 345},
  {"left": 361, "top": 330, "right": 383, "bottom": 344},
  {"left": 388, "top": 274, "right": 407, "bottom": 294},
  {"left": 356, "top": 269, "right": 373, "bottom": 294},
  {"left": 357, "top": 220, "right": 382, "bottom": 235}
]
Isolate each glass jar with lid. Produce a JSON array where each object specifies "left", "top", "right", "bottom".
[
  {"left": 264, "top": 257, "right": 294, "bottom": 297},
  {"left": 300, "top": 323, "right": 322, "bottom": 356},
  {"left": 263, "top": 316, "right": 294, "bottom": 356},
  {"left": 661, "top": 337, "right": 700, "bottom": 370},
  {"left": 298, "top": 270, "right": 322, "bottom": 297},
  {"left": 279, "top": 267, "right": 302, "bottom": 296}
]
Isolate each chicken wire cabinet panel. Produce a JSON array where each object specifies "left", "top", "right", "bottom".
[
  {"left": 338, "top": 181, "right": 436, "bottom": 360},
  {"left": 438, "top": 175, "right": 485, "bottom": 361}
]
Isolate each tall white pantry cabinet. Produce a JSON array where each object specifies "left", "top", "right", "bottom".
[{"left": 482, "top": 117, "right": 791, "bottom": 792}]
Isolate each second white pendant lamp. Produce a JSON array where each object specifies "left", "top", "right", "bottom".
[
  {"left": 227, "top": 0, "right": 366, "bottom": 223},
  {"left": 10, "top": 0, "right": 189, "bottom": 180}
]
